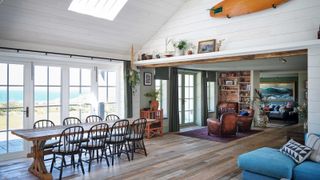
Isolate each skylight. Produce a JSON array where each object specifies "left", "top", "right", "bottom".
[{"left": 68, "top": 0, "right": 128, "bottom": 21}]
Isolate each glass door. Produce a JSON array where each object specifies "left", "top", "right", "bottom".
[
  {"left": 34, "top": 65, "right": 62, "bottom": 125},
  {"left": 178, "top": 73, "right": 196, "bottom": 126},
  {"left": 0, "top": 62, "right": 30, "bottom": 156}
]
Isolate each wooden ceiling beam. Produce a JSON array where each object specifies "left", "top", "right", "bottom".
[{"left": 139, "top": 49, "right": 307, "bottom": 68}]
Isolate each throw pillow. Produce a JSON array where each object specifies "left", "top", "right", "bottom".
[
  {"left": 239, "top": 111, "right": 249, "bottom": 116},
  {"left": 280, "top": 139, "right": 312, "bottom": 164},
  {"left": 305, "top": 133, "right": 320, "bottom": 162}
]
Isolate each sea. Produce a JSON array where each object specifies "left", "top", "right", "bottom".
[{"left": 0, "top": 89, "right": 78, "bottom": 103}]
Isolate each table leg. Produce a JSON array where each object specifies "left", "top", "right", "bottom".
[{"left": 28, "top": 140, "right": 52, "bottom": 180}]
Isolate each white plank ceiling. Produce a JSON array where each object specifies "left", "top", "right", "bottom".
[{"left": 0, "top": 0, "right": 186, "bottom": 59}]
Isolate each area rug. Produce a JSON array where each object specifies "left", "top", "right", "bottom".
[{"left": 178, "top": 128, "right": 262, "bottom": 143}]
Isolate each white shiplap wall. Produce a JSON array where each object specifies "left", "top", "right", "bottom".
[
  {"left": 140, "top": 0, "right": 320, "bottom": 54},
  {"left": 308, "top": 46, "right": 320, "bottom": 134}
]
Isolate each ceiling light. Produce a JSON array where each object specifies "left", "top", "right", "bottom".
[
  {"left": 279, "top": 57, "right": 287, "bottom": 63},
  {"left": 68, "top": 0, "right": 128, "bottom": 21}
]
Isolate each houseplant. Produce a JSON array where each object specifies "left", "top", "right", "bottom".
[
  {"left": 253, "top": 89, "right": 270, "bottom": 128},
  {"left": 297, "top": 103, "right": 308, "bottom": 130},
  {"left": 127, "top": 69, "right": 140, "bottom": 94},
  {"left": 173, "top": 40, "right": 188, "bottom": 56},
  {"left": 144, "top": 90, "right": 160, "bottom": 110}
]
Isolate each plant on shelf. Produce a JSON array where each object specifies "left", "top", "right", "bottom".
[
  {"left": 127, "top": 69, "right": 140, "bottom": 94},
  {"left": 173, "top": 40, "right": 188, "bottom": 56},
  {"left": 144, "top": 90, "right": 160, "bottom": 111}
]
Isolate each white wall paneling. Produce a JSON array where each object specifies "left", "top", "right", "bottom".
[
  {"left": 307, "top": 46, "right": 320, "bottom": 133},
  {"left": 140, "top": 0, "right": 320, "bottom": 55}
]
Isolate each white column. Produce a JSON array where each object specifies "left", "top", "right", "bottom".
[{"left": 307, "top": 46, "right": 320, "bottom": 133}]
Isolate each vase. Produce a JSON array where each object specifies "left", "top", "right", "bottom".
[
  {"left": 175, "top": 49, "right": 185, "bottom": 56},
  {"left": 150, "top": 100, "right": 159, "bottom": 111}
]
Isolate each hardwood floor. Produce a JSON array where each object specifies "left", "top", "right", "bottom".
[{"left": 0, "top": 125, "right": 299, "bottom": 180}]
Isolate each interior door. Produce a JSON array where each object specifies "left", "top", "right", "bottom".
[
  {"left": 178, "top": 73, "right": 195, "bottom": 126},
  {"left": 0, "top": 62, "right": 31, "bottom": 157}
]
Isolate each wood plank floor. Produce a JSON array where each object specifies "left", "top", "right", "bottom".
[{"left": 0, "top": 124, "right": 299, "bottom": 180}]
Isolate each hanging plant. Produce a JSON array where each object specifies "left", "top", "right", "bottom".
[{"left": 127, "top": 69, "right": 140, "bottom": 94}]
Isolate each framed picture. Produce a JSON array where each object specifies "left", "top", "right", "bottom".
[
  {"left": 144, "top": 72, "right": 152, "bottom": 86},
  {"left": 198, "top": 39, "right": 216, "bottom": 54},
  {"left": 260, "top": 82, "right": 295, "bottom": 101},
  {"left": 225, "top": 80, "right": 234, "bottom": 85}
]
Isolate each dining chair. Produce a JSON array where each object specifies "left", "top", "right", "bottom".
[
  {"left": 106, "top": 119, "right": 130, "bottom": 165},
  {"left": 33, "top": 119, "right": 59, "bottom": 161},
  {"left": 81, "top": 123, "right": 109, "bottom": 172},
  {"left": 85, "top": 115, "right": 103, "bottom": 123},
  {"left": 105, "top": 114, "right": 120, "bottom": 121},
  {"left": 126, "top": 118, "right": 148, "bottom": 160},
  {"left": 63, "top": 117, "right": 82, "bottom": 125},
  {"left": 50, "top": 126, "right": 85, "bottom": 180}
]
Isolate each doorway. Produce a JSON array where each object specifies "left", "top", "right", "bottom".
[{"left": 178, "top": 72, "right": 196, "bottom": 126}]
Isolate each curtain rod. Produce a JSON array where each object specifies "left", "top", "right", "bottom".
[{"left": 0, "top": 47, "right": 130, "bottom": 62}]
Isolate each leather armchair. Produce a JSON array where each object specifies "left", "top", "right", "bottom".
[
  {"left": 207, "top": 113, "right": 238, "bottom": 136},
  {"left": 237, "top": 109, "right": 254, "bottom": 132},
  {"left": 217, "top": 102, "right": 238, "bottom": 118}
]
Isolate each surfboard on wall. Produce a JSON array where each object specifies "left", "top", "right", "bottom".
[{"left": 210, "top": 0, "right": 289, "bottom": 18}]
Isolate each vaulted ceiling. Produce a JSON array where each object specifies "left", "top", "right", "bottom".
[{"left": 0, "top": 0, "right": 186, "bottom": 59}]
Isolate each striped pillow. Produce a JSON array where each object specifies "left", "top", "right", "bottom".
[{"left": 306, "top": 133, "right": 320, "bottom": 162}]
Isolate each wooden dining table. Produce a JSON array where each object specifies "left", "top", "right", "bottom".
[{"left": 11, "top": 118, "right": 155, "bottom": 180}]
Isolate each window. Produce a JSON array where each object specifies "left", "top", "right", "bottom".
[
  {"left": 34, "top": 66, "right": 62, "bottom": 125},
  {"left": 68, "top": 0, "right": 128, "bottom": 21},
  {"left": 69, "top": 68, "right": 92, "bottom": 120},
  {"left": 207, "top": 82, "right": 215, "bottom": 112},
  {"left": 155, "top": 80, "right": 167, "bottom": 117},
  {"left": 98, "top": 70, "right": 117, "bottom": 116}
]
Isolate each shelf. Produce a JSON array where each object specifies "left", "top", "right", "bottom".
[
  {"left": 239, "top": 82, "right": 250, "bottom": 84},
  {"left": 220, "top": 90, "right": 238, "bottom": 92},
  {"left": 134, "top": 40, "right": 317, "bottom": 68},
  {"left": 220, "top": 85, "right": 239, "bottom": 87}
]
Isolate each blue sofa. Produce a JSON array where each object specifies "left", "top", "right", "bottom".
[{"left": 238, "top": 147, "right": 320, "bottom": 179}]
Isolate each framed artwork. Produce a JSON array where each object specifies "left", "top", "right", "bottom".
[
  {"left": 198, "top": 39, "right": 216, "bottom": 54},
  {"left": 260, "top": 82, "right": 295, "bottom": 101},
  {"left": 144, "top": 72, "right": 152, "bottom": 86}
]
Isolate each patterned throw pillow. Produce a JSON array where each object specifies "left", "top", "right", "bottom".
[
  {"left": 280, "top": 139, "right": 312, "bottom": 164},
  {"left": 305, "top": 133, "right": 320, "bottom": 162}
]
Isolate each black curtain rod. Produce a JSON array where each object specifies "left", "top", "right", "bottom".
[{"left": 0, "top": 47, "right": 130, "bottom": 62}]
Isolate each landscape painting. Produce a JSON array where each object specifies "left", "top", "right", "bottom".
[{"left": 260, "top": 82, "right": 295, "bottom": 101}]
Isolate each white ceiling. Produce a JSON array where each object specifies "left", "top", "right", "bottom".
[
  {"left": 0, "top": 0, "right": 186, "bottom": 58},
  {"left": 179, "top": 55, "right": 307, "bottom": 72}
]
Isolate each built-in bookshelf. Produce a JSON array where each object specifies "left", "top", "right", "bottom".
[{"left": 218, "top": 71, "right": 251, "bottom": 112}]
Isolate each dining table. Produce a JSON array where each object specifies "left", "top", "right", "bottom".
[{"left": 11, "top": 118, "right": 155, "bottom": 180}]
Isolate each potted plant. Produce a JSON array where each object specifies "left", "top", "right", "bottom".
[
  {"left": 173, "top": 40, "right": 188, "bottom": 56},
  {"left": 297, "top": 103, "right": 308, "bottom": 131},
  {"left": 252, "top": 89, "right": 270, "bottom": 128},
  {"left": 144, "top": 90, "right": 160, "bottom": 110},
  {"left": 127, "top": 69, "right": 140, "bottom": 94}
]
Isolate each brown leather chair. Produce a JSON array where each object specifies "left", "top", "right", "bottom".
[
  {"left": 237, "top": 109, "right": 254, "bottom": 132},
  {"left": 217, "top": 102, "right": 238, "bottom": 118},
  {"left": 207, "top": 113, "right": 238, "bottom": 137}
]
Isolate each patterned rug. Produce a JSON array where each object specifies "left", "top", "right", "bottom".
[{"left": 178, "top": 127, "right": 262, "bottom": 143}]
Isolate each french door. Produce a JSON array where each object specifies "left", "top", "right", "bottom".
[
  {"left": 0, "top": 62, "right": 32, "bottom": 157},
  {"left": 178, "top": 72, "right": 196, "bottom": 126}
]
